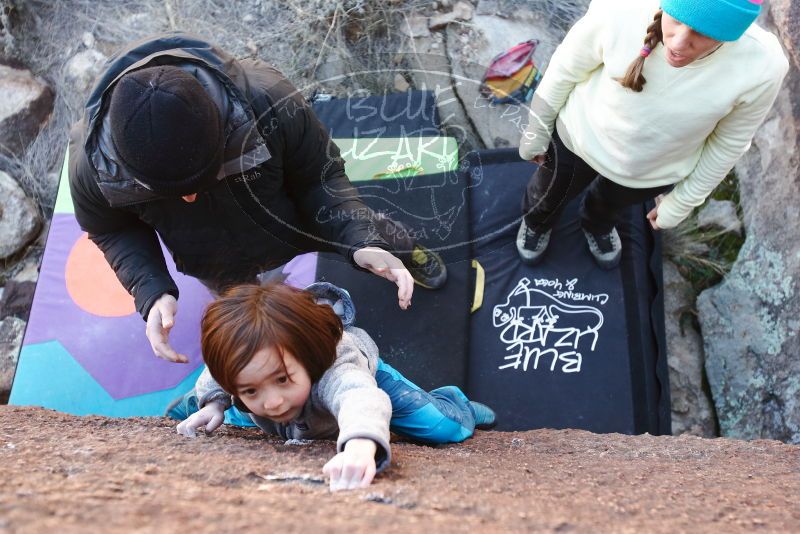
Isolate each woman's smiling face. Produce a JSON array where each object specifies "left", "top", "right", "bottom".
[
  {"left": 234, "top": 345, "right": 312, "bottom": 423},
  {"left": 661, "top": 11, "right": 723, "bottom": 67}
]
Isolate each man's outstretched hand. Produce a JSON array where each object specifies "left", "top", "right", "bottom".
[
  {"left": 145, "top": 293, "right": 188, "bottom": 363},
  {"left": 353, "top": 247, "right": 413, "bottom": 310}
]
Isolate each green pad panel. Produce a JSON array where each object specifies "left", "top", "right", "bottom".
[{"left": 333, "top": 137, "right": 458, "bottom": 182}]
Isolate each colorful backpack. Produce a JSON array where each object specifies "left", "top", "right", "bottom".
[{"left": 481, "top": 40, "right": 542, "bottom": 105}]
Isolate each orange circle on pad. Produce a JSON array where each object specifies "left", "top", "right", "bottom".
[{"left": 65, "top": 233, "right": 136, "bottom": 317}]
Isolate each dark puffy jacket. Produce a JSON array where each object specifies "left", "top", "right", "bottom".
[{"left": 68, "top": 33, "right": 388, "bottom": 319}]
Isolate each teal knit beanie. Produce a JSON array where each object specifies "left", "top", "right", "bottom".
[{"left": 660, "top": 0, "right": 762, "bottom": 41}]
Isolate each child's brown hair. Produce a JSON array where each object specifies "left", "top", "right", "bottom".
[{"left": 201, "top": 283, "right": 343, "bottom": 395}]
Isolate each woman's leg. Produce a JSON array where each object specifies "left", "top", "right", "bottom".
[
  {"left": 581, "top": 178, "right": 673, "bottom": 235},
  {"left": 522, "top": 131, "right": 600, "bottom": 231},
  {"left": 375, "top": 359, "right": 494, "bottom": 444}
]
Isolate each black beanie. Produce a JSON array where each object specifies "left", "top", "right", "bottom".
[{"left": 108, "top": 65, "right": 224, "bottom": 196}]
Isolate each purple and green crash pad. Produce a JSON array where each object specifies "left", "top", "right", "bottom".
[
  {"left": 8, "top": 132, "right": 445, "bottom": 417},
  {"left": 8, "top": 151, "right": 316, "bottom": 417},
  {"left": 11, "top": 89, "right": 453, "bottom": 418}
]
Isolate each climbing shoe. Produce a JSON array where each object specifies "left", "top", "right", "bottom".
[
  {"left": 165, "top": 388, "right": 199, "bottom": 420},
  {"left": 516, "top": 219, "right": 552, "bottom": 265},
  {"left": 469, "top": 401, "right": 497, "bottom": 430},
  {"left": 582, "top": 227, "right": 622, "bottom": 270},
  {"left": 406, "top": 244, "right": 448, "bottom": 289}
]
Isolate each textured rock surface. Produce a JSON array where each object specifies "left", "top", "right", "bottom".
[
  {"left": 0, "top": 170, "right": 41, "bottom": 259},
  {"left": 663, "top": 262, "right": 717, "bottom": 437},
  {"left": 403, "top": 32, "right": 484, "bottom": 150},
  {"left": 0, "top": 280, "right": 36, "bottom": 321},
  {"left": 446, "top": 11, "right": 560, "bottom": 148},
  {"left": 696, "top": 199, "right": 742, "bottom": 235},
  {"left": 697, "top": 4, "right": 800, "bottom": 444},
  {"left": 1, "top": 406, "right": 799, "bottom": 532},
  {"left": 0, "top": 63, "right": 54, "bottom": 155},
  {"left": 400, "top": 15, "right": 430, "bottom": 38},
  {"left": 0, "top": 317, "right": 25, "bottom": 404},
  {"left": 428, "top": 1, "right": 473, "bottom": 30},
  {"left": 62, "top": 48, "right": 106, "bottom": 96}
]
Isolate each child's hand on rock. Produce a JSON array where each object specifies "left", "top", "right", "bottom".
[
  {"left": 322, "top": 438, "right": 377, "bottom": 492},
  {"left": 176, "top": 401, "right": 226, "bottom": 438}
]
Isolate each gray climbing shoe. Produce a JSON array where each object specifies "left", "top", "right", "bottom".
[
  {"left": 582, "top": 227, "right": 622, "bottom": 270},
  {"left": 516, "top": 220, "right": 552, "bottom": 266}
]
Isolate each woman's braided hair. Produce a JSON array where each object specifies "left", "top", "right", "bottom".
[{"left": 616, "top": 10, "right": 664, "bottom": 92}]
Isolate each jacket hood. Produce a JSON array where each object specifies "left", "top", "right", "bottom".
[
  {"left": 305, "top": 282, "right": 356, "bottom": 328},
  {"left": 83, "top": 32, "right": 271, "bottom": 207}
]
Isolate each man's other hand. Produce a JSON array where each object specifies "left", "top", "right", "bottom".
[{"left": 145, "top": 293, "right": 188, "bottom": 363}]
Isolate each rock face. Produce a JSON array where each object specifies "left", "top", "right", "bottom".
[
  {"left": 0, "top": 317, "right": 25, "bottom": 404},
  {"left": 697, "top": 4, "right": 800, "bottom": 444},
  {"left": 0, "top": 64, "right": 54, "bottom": 155},
  {"left": 445, "top": 11, "right": 561, "bottom": 149},
  {"left": 62, "top": 48, "right": 106, "bottom": 95},
  {"left": 0, "top": 280, "right": 36, "bottom": 321},
  {"left": 1, "top": 406, "right": 799, "bottom": 532},
  {"left": 403, "top": 32, "right": 484, "bottom": 150},
  {"left": 696, "top": 199, "right": 742, "bottom": 235},
  {"left": 0, "top": 170, "right": 41, "bottom": 259},
  {"left": 428, "top": 1, "right": 474, "bottom": 30},
  {"left": 664, "top": 262, "right": 717, "bottom": 437}
]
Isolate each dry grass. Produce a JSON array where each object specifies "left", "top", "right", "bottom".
[
  {"left": 662, "top": 173, "right": 745, "bottom": 294},
  {"left": 0, "top": 0, "right": 593, "bottom": 208}
]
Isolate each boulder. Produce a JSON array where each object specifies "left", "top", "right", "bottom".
[
  {"left": 696, "top": 199, "right": 742, "bottom": 235},
  {"left": 476, "top": 0, "right": 500, "bottom": 17},
  {"left": 697, "top": 4, "right": 800, "bottom": 444},
  {"left": 402, "top": 33, "right": 484, "bottom": 151},
  {"left": 0, "top": 64, "right": 54, "bottom": 155},
  {"left": 0, "top": 316, "right": 25, "bottom": 404},
  {"left": 10, "top": 256, "right": 40, "bottom": 284},
  {"left": 401, "top": 15, "right": 430, "bottom": 38},
  {"left": 81, "top": 31, "right": 96, "bottom": 49},
  {"left": 0, "top": 170, "right": 41, "bottom": 260},
  {"left": 63, "top": 48, "right": 107, "bottom": 96},
  {"left": 429, "top": 1, "right": 474, "bottom": 30},
  {"left": 663, "top": 262, "right": 717, "bottom": 437},
  {"left": 0, "top": 280, "right": 36, "bottom": 321},
  {"left": 445, "top": 12, "right": 561, "bottom": 148},
  {"left": 394, "top": 72, "right": 411, "bottom": 92}
]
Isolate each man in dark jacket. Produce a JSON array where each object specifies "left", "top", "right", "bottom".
[{"left": 68, "top": 33, "right": 445, "bottom": 364}]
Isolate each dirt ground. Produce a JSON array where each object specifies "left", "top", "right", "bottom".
[{"left": 0, "top": 406, "right": 798, "bottom": 533}]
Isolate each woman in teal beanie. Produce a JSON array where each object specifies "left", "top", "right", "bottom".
[{"left": 517, "top": 0, "right": 788, "bottom": 269}]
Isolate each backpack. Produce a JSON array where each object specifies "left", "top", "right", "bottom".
[{"left": 480, "top": 39, "right": 542, "bottom": 105}]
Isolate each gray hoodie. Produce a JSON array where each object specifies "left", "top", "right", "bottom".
[{"left": 195, "top": 283, "right": 392, "bottom": 471}]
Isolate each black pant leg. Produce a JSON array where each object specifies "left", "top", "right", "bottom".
[
  {"left": 522, "top": 131, "right": 599, "bottom": 231},
  {"left": 580, "top": 177, "right": 673, "bottom": 234}
]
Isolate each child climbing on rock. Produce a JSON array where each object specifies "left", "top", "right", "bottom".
[
  {"left": 172, "top": 282, "right": 495, "bottom": 491},
  {"left": 517, "top": 0, "right": 788, "bottom": 269}
]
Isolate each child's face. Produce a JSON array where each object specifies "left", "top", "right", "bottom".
[
  {"left": 661, "top": 12, "right": 722, "bottom": 68},
  {"left": 233, "top": 345, "right": 312, "bottom": 423}
]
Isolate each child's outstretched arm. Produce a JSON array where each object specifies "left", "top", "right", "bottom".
[
  {"left": 176, "top": 366, "right": 232, "bottom": 438},
  {"left": 316, "top": 331, "right": 392, "bottom": 492},
  {"left": 519, "top": 0, "right": 607, "bottom": 161}
]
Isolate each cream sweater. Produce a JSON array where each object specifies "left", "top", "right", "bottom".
[{"left": 519, "top": 0, "right": 789, "bottom": 228}]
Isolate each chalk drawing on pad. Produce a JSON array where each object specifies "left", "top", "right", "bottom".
[{"left": 492, "top": 277, "right": 607, "bottom": 374}]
